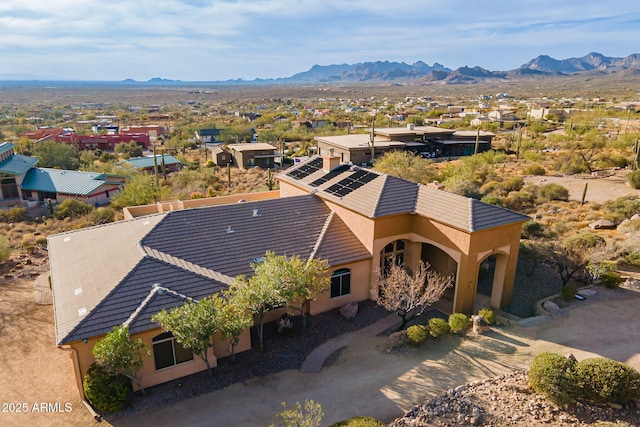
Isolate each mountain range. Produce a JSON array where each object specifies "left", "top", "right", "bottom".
[{"left": 118, "top": 52, "right": 640, "bottom": 85}]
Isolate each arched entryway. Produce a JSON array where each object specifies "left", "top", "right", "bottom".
[
  {"left": 476, "top": 253, "right": 510, "bottom": 310},
  {"left": 421, "top": 243, "right": 458, "bottom": 313}
]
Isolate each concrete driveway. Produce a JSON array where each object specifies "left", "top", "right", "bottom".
[{"left": 109, "top": 287, "right": 640, "bottom": 427}]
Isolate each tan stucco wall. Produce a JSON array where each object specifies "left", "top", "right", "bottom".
[
  {"left": 68, "top": 326, "right": 253, "bottom": 393},
  {"left": 310, "top": 259, "right": 372, "bottom": 315}
]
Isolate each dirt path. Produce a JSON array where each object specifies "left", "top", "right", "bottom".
[
  {"left": 0, "top": 275, "right": 94, "bottom": 427},
  {"left": 523, "top": 169, "right": 639, "bottom": 204}
]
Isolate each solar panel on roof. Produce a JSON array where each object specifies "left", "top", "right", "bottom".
[
  {"left": 325, "top": 170, "right": 379, "bottom": 198},
  {"left": 309, "top": 164, "right": 350, "bottom": 187},
  {"left": 286, "top": 157, "right": 323, "bottom": 179}
]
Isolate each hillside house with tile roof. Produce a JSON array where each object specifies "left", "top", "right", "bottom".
[{"left": 48, "top": 153, "right": 527, "bottom": 398}]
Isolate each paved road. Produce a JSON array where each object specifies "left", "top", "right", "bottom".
[{"left": 110, "top": 287, "right": 640, "bottom": 427}]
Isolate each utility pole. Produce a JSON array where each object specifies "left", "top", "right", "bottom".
[
  {"left": 369, "top": 114, "right": 375, "bottom": 165},
  {"left": 152, "top": 143, "right": 159, "bottom": 187},
  {"left": 474, "top": 127, "right": 480, "bottom": 155}
]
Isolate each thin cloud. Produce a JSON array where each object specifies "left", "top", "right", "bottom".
[{"left": 0, "top": 0, "right": 638, "bottom": 80}]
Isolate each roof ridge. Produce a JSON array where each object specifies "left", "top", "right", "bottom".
[
  {"left": 370, "top": 174, "right": 388, "bottom": 217},
  {"left": 121, "top": 284, "right": 195, "bottom": 328},
  {"left": 143, "top": 246, "right": 236, "bottom": 285},
  {"left": 308, "top": 211, "right": 334, "bottom": 262}
]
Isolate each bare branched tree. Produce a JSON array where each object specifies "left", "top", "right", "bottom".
[{"left": 377, "top": 261, "right": 453, "bottom": 330}]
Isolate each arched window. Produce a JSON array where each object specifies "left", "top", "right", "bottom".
[
  {"left": 330, "top": 268, "right": 351, "bottom": 298},
  {"left": 152, "top": 331, "right": 193, "bottom": 370},
  {"left": 381, "top": 239, "right": 405, "bottom": 272}
]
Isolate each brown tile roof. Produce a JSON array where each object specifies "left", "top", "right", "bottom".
[
  {"left": 278, "top": 156, "right": 529, "bottom": 230},
  {"left": 50, "top": 195, "right": 370, "bottom": 344}
]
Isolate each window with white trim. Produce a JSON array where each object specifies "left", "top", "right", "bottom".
[
  {"left": 152, "top": 332, "right": 193, "bottom": 370},
  {"left": 330, "top": 268, "right": 351, "bottom": 298}
]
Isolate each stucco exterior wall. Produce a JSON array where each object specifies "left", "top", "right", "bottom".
[{"left": 310, "top": 259, "right": 372, "bottom": 315}]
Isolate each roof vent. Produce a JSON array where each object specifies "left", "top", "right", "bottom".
[
  {"left": 152, "top": 282, "right": 163, "bottom": 294},
  {"left": 78, "top": 307, "right": 87, "bottom": 317},
  {"left": 226, "top": 225, "right": 235, "bottom": 234},
  {"left": 252, "top": 209, "right": 261, "bottom": 217},
  {"left": 74, "top": 287, "right": 83, "bottom": 296}
]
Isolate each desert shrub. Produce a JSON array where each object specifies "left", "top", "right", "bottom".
[
  {"left": 624, "top": 252, "right": 640, "bottom": 267},
  {"left": 523, "top": 164, "right": 546, "bottom": 176},
  {"left": 521, "top": 220, "right": 542, "bottom": 239},
  {"left": 99, "top": 152, "right": 116, "bottom": 163},
  {"left": 478, "top": 307, "right": 496, "bottom": 325},
  {"left": 442, "top": 176, "right": 481, "bottom": 199},
  {"left": 83, "top": 363, "right": 132, "bottom": 413},
  {"left": 448, "top": 313, "right": 471, "bottom": 334},
  {"left": 427, "top": 317, "right": 450, "bottom": 337},
  {"left": 599, "top": 271, "right": 623, "bottom": 288},
  {"left": 537, "top": 183, "right": 569, "bottom": 202},
  {"left": 406, "top": 325, "right": 428, "bottom": 346},
  {"left": 53, "top": 199, "right": 94, "bottom": 220},
  {"left": 565, "top": 233, "right": 606, "bottom": 252},
  {"left": 603, "top": 196, "right": 640, "bottom": 221},
  {"left": 329, "top": 416, "right": 386, "bottom": 427},
  {"left": 89, "top": 207, "right": 115, "bottom": 225},
  {"left": 627, "top": 170, "right": 640, "bottom": 189},
  {"left": 561, "top": 284, "right": 578, "bottom": 301},
  {"left": 21, "top": 233, "right": 35, "bottom": 249},
  {"left": 0, "top": 206, "right": 27, "bottom": 223},
  {"left": 573, "top": 358, "right": 640, "bottom": 404},
  {"left": 0, "top": 235, "right": 10, "bottom": 262},
  {"left": 481, "top": 195, "right": 505, "bottom": 207},
  {"left": 35, "top": 236, "right": 48, "bottom": 247},
  {"left": 528, "top": 352, "right": 577, "bottom": 405},
  {"left": 498, "top": 176, "right": 524, "bottom": 193}
]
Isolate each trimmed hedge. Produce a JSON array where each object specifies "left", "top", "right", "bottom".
[
  {"left": 427, "top": 317, "right": 450, "bottom": 337},
  {"left": 406, "top": 325, "right": 428, "bottom": 346},
  {"left": 448, "top": 313, "right": 471, "bottom": 334},
  {"left": 573, "top": 358, "right": 640, "bottom": 404},
  {"left": 83, "top": 363, "right": 132, "bottom": 413},
  {"left": 528, "top": 352, "right": 577, "bottom": 405}
]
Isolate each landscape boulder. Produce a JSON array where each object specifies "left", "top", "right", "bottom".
[
  {"left": 339, "top": 301, "right": 358, "bottom": 320},
  {"left": 542, "top": 300, "right": 560, "bottom": 315},
  {"left": 589, "top": 219, "right": 616, "bottom": 230}
]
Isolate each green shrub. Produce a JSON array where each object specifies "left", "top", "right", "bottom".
[
  {"left": 83, "top": 363, "right": 132, "bottom": 413},
  {"left": 603, "top": 196, "right": 640, "bottom": 221},
  {"left": 573, "top": 358, "right": 640, "bottom": 404},
  {"left": 35, "top": 236, "right": 48, "bottom": 247},
  {"left": 329, "top": 416, "right": 386, "bottom": 427},
  {"left": 537, "top": 183, "right": 569, "bottom": 202},
  {"left": 0, "top": 235, "right": 10, "bottom": 262},
  {"left": 89, "top": 207, "right": 115, "bottom": 225},
  {"left": 627, "top": 170, "right": 640, "bottom": 190},
  {"left": 480, "top": 195, "right": 505, "bottom": 207},
  {"left": 478, "top": 307, "right": 496, "bottom": 325},
  {"left": 406, "top": 325, "right": 427, "bottom": 346},
  {"left": 448, "top": 313, "right": 471, "bottom": 334},
  {"left": 523, "top": 164, "right": 546, "bottom": 176},
  {"left": 561, "top": 284, "right": 578, "bottom": 301},
  {"left": 624, "top": 252, "right": 640, "bottom": 267},
  {"left": 599, "top": 271, "right": 623, "bottom": 288},
  {"left": 53, "top": 199, "right": 94, "bottom": 220},
  {"left": 427, "top": 317, "right": 450, "bottom": 337},
  {"left": 521, "top": 220, "right": 543, "bottom": 239},
  {"left": 528, "top": 352, "right": 577, "bottom": 405},
  {"left": 0, "top": 206, "right": 27, "bottom": 223}
]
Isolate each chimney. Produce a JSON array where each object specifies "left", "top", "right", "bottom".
[{"left": 322, "top": 148, "right": 341, "bottom": 172}]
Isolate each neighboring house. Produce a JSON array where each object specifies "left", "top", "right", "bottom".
[
  {"left": 122, "top": 125, "right": 168, "bottom": 142},
  {"left": 315, "top": 125, "right": 494, "bottom": 165},
  {"left": 227, "top": 143, "right": 277, "bottom": 169},
  {"left": 487, "top": 110, "right": 519, "bottom": 123},
  {"left": 124, "top": 155, "right": 182, "bottom": 173},
  {"left": 48, "top": 153, "right": 527, "bottom": 398},
  {"left": 210, "top": 145, "right": 233, "bottom": 167},
  {"left": 195, "top": 129, "right": 221, "bottom": 144},
  {"left": 0, "top": 142, "right": 39, "bottom": 204},
  {"left": 18, "top": 127, "right": 66, "bottom": 142},
  {"left": 55, "top": 133, "right": 151, "bottom": 151},
  {"left": 20, "top": 168, "right": 125, "bottom": 206}
]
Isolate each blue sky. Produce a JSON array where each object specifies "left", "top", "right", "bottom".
[{"left": 1, "top": 0, "right": 639, "bottom": 81}]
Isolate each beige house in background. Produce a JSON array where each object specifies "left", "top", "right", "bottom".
[{"left": 48, "top": 153, "right": 527, "bottom": 400}]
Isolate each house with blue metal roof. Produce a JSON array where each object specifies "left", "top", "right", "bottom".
[
  {"left": 0, "top": 141, "right": 124, "bottom": 207},
  {"left": 124, "top": 154, "right": 183, "bottom": 173}
]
